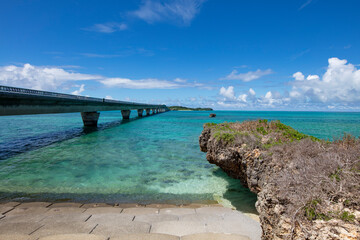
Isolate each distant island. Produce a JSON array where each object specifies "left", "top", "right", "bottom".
[{"left": 169, "top": 106, "right": 213, "bottom": 111}]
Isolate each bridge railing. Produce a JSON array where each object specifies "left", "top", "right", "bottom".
[{"left": 0, "top": 85, "right": 161, "bottom": 107}]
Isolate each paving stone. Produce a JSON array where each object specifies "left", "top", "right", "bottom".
[
  {"left": 134, "top": 214, "right": 178, "bottom": 223},
  {"left": 0, "top": 213, "right": 48, "bottom": 223},
  {"left": 18, "top": 202, "right": 52, "bottom": 208},
  {"left": 159, "top": 208, "right": 195, "bottom": 216},
  {"left": 181, "top": 233, "right": 250, "bottom": 240},
  {"left": 206, "top": 218, "right": 262, "bottom": 240},
  {"left": 0, "top": 202, "right": 21, "bottom": 208},
  {"left": 223, "top": 212, "right": 259, "bottom": 223},
  {"left": 32, "top": 222, "right": 96, "bottom": 238},
  {"left": 111, "top": 233, "right": 179, "bottom": 240},
  {"left": 195, "top": 207, "right": 233, "bottom": 216},
  {"left": 81, "top": 203, "right": 114, "bottom": 208},
  {"left": 87, "top": 213, "right": 134, "bottom": 225},
  {"left": 122, "top": 207, "right": 158, "bottom": 215},
  {"left": 49, "top": 203, "right": 83, "bottom": 208},
  {"left": 91, "top": 221, "right": 151, "bottom": 237},
  {"left": 0, "top": 234, "right": 34, "bottom": 240},
  {"left": 145, "top": 204, "right": 178, "bottom": 209},
  {"left": 84, "top": 207, "right": 123, "bottom": 214},
  {"left": 46, "top": 207, "right": 86, "bottom": 214},
  {"left": 41, "top": 213, "right": 91, "bottom": 223},
  {"left": 179, "top": 213, "right": 222, "bottom": 223},
  {"left": 0, "top": 222, "right": 43, "bottom": 235},
  {"left": 6, "top": 207, "right": 50, "bottom": 216},
  {"left": 0, "top": 206, "right": 14, "bottom": 215},
  {"left": 38, "top": 233, "right": 106, "bottom": 240},
  {"left": 150, "top": 221, "right": 206, "bottom": 236}
]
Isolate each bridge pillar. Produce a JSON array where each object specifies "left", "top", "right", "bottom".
[
  {"left": 146, "top": 108, "right": 150, "bottom": 116},
  {"left": 81, "top": 112, "right": 100, "bottom": 127},
  {"left": 137, "top": 109, "right": 144, "bottom": 117},
  {"left": 121, "top": 110, "right": 131, "bottom": 119}
]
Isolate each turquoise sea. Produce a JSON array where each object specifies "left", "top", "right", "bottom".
[{"left": 0, "top": 111, "right": 359, "bottom": 214}]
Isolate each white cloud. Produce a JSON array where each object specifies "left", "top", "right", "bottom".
[
  {"left": 291, "top": 57, "right": 360, "bottom": 103},
  {"left": 174, "top": 78, "right": 187, "bottom": 83},
  {"left": 130, "top": 0, "right": 205, "bottom": 25},
  {"left": 100, "top": 78, "right": 182, "bottom": 89},
  {"left": 219, "top": 86, "right": 235, "bottom": 99},
  {"left": 293, "top": 72, "right": 305, "bottom": 81},
  {"left": 0, "top": 63, "right": 101, "bottom": 91},
  {"left": 237, "top": 94, "right": 247, "bottom": 103},
  {"left": 221, "top": 69, "right": 273, "bottom": 82},
  {"left": 0, "top": 63, "right": 208, "bottom": 92},
  {"left": 105, "top": 95, "right": 114, "bottom": 100},
  {"left": 71, "top": 84, "right": 85, "bottom": 95},
  {"left": 306, "top": 74, "right": 320, "bottom": 81},
  {"left": 84, "top": 22, "right": 127, "bottom": 33},
  {"left": 249, "top": 88, "right": 256, "bottom": 96}
]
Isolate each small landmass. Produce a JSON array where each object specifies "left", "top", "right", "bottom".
[
  {"left": 199, "top": 120, "right": 360, "bottom": 240},
  {"left": 169, "top": 106, "right": 213, "bottom": 111}
]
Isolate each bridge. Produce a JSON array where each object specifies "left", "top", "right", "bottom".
[{"left": 0, "top": 85, "right": 169, "bottom": 127}]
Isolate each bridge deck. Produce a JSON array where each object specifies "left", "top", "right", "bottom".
[{"left": 0, "top": 86, "right": 167, "bottom": 116}]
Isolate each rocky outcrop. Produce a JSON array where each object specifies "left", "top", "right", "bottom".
[{"left": 199, "top": 121, "right": 360, "bottom": 240}]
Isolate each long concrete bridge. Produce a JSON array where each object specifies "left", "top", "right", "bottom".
[{"left": 0, "top": 85, "right": 169, "bottom": 127}]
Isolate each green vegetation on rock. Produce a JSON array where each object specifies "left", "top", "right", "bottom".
[
  {"left": 204, "top": 119, "right": 320, "bottom": 146},
  {"left": 169, "top": 106, "right": 213, "bottom": 111}
]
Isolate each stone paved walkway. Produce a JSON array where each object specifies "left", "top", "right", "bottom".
[{"left": 0, "top": 202, "right": 261, "bottom": 240}]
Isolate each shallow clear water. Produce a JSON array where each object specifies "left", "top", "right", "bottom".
[{"left": 0, "top": 111, "right": 359, "bottom": 213}]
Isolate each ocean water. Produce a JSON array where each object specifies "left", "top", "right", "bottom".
[{"left": 0, "top": 111, "right": 359, "bottom": 214}]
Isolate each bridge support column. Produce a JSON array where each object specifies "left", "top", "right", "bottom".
[
  {"left": 146, "top": 108, "right": 150, "bottom": 116},
  {"left": 81, "top": 111, "right": 100, "bottom": 127},
  {"left": 137, "top": 109, "right": 144, "bottom": 117},
  {"left": 121, "top": 110, "right": 131, "bottom": 119}
]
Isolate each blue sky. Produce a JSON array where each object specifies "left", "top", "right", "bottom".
[{"left": 0, "top": 0, "right": 359, "bottom": 110}]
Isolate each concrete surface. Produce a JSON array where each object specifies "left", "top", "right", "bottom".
[{"left": 0, "top": 202, "right": 261, "bottom": 240}]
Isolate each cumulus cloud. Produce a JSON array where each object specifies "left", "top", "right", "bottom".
[
  {"left": 293, "top": 72, "right": 305, "bottom": 81},
  {"left": 71, "top": 84, "right": 85, "bottom": 95},
  {"left": 0, "top": 63, "right": 101, "bottom": 91},
  {"left": 290, "top": 57, "right": 360, "bottom": 104},
  {"left": 218, "top": 87, "right": 262, "bottom": 108},
  {"left": 219, "top": 86, "right": 235, "bottom": 99},
  {"left": 129, "top": 0, "right": 205, "bottom": 25},
  {"left": 84, "top": 22, "right": 127, "bottom": 33},
  {"left": 217, "top": 57, "right": 360, "bottom": 110},
  {"left": 306, "top": 74, "right": 320, "bottom": 81},
  {"left": 221, "top": 69, "right": 273, "bottom": 82}
]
